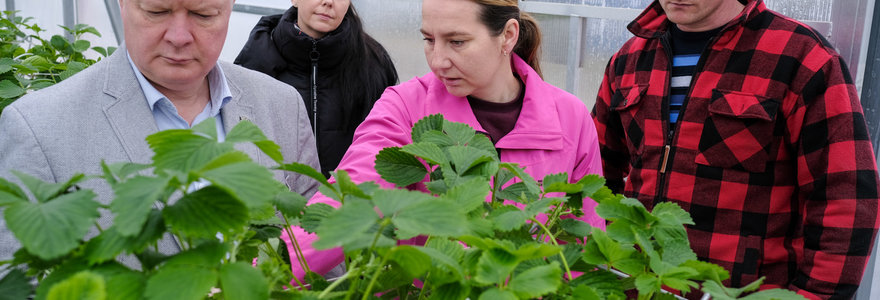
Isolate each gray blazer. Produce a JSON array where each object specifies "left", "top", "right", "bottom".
[{"left": 0, "top": 46, "right": 321, "bottom": 263}]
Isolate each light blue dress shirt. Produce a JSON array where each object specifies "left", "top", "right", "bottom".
[{"left": 126, "top": 52, "right": 232, "bottom": 141}]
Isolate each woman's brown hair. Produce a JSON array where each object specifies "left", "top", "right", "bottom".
[{"left": 472, "top": 0, "right": 542, "bottom": 77}]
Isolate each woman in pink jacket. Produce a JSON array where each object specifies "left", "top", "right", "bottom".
[{"left": 283, "top": 0, "right": 604, "bottom": 281}]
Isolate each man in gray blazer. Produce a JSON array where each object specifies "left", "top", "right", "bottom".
[{"left": 0, "top": 0, "right": 320, "bottom": 261}]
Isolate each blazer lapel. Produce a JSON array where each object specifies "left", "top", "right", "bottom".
[
  {"left": 220, "top": 69, "right": 262, "bottom": 165},
  {"left": 101, "top": 47, "right": 159, "bottom": 165}
]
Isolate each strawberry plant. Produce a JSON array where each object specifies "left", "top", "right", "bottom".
[
  {"left": 0, "top": 115, "right": 806, "bottom": 299},
  {"left": 0, "top": 10, "right": 114, "bottom": 115}
]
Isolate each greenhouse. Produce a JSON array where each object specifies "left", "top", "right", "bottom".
[{"left": 1, "top": 0, "right": 879, "bottom": 299}]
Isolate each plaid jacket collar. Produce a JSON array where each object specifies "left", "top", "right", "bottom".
[{"left": 627, "top": 0, "right": 765, "bottom": 39}]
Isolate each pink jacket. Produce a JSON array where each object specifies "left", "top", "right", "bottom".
[{"left": 282, "top": 55, "right": 604, "bottom": 280}]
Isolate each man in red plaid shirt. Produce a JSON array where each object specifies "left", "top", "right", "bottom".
[{"left": 592, "top": 0, "right": 880, "bottom": 298}]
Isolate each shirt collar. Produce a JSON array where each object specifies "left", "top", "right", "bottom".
[{"left": 126, "top": 51, "right": 232, "bottom": 116}]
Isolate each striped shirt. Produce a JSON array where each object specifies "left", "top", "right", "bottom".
[{"left": 668, "top": 25, "right": 721, "bottom": 127}]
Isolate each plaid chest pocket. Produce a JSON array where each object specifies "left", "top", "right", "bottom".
[
  {"left": 610, "top": 85, "right": 649, "bottom": 166},
  {"left": 695, "top": 89, "right": 780, "bottom": 173}
]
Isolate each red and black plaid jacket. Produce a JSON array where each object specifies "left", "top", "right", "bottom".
[{"left": 591, "top": 0, "right": 880, "bottom": 298}]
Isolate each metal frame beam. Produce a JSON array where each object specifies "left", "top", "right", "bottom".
[
  {"left": 103, "top": 0, "right": 123, "bottom": 44},
  {"left": 4, "top": 0, "right": 13, "bottom": 12},
  {"left": 857, "top": 0, "right": 880, "bottom": 297},
  {"left": 232, "top": 4, "right": 285, "bottom": 16},
  {"left": 62, "top": 0, "right": 76, "bottom": 40}
]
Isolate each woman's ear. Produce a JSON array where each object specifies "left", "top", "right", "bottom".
[{"left": 502, "top": 19, "right": 520, "bottom": 55}]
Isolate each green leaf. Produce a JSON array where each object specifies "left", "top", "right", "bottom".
[
  {"left": 443, "top": 120, "right": 476, "bottom": 145},
  {"left": 6, "top": 189, "right": 99, "bottom": 260},
  {"left": 421, "top": 131, "right": 456, "bottom": 147},
  {"left": 387, "top": 246, "right": 431, "bottom": 278},
  {"left": 22, "top": 55, "right": 51, "bottom": 70},
  {"left": 219, "top": 262, "right": 269, "bottom": 300},
  {"left": 634, "top": 273, "right": 660, "bottom": 295},
  {"left": 375, "top": 147, "right": 427, "bottom": 187},
  {"left": 102, "top": 161, "right": 152, "bottom": 181},
  {"left": 447, "top": 145, "right": 494, "bottom": 175},
  {"left": 90, "top": 264, "right": 145, "bottom": 300},
  {"left": 202, "top": 161, "right": 285, "bottom": 212},
  {"left": 313, "top": 200, "right": 378, "bottom": 250},
  {"left": 0, "top": 177, "right": 27, "bottom": 206},
  {"left": 660, "top": 239, "right": 697, "bottom": 266},
  {"left": 418, "top": 247, "right": 465, "bottom": 283},
  {"left": 702, "top": 280, "right": 737, "bottom": 300},
  {"left": 71, "top": 39, "right": 90, "bottom": 52},
  {"left": 578, "top": 174, "right": 607, "bottom": 198},
  {"left": 66, "top": 61, "right": 87, "bottom": 72},
  {"left": 46, "top": 271, "right": 106, "bottom": 300},
  {"left": 146, "top": 128, "right": 233, "bottom": 173},
  {"left": 84, "top": 227, "right": 131, "bottom": 265},
  {"left": 512, "top": 243, "right": 561, "bottom": 261},
  {"left": 652, "top": 202, "right": 694, "bottom": 226},
  {"left": 474, "top": 248, "right": 518, "bottom": 284},
  {"left": 92, "top": 46, "right": 108, "bottom": 57},
  {"left": 33, "top": 259, "right": 90, "bottom": 300},
  {"left": 738, "top": 276, "right": 766, "bottom": 294},
  {"left": 544, "top": 173, "right": 583, "bottom": 194},
  {"left": 276, "top": 162, "right": 330, "bottom": 188},
  {"left": 110, "top": 175, "right": 169, "bottom": 236},
  {"left": 509, "top": 262, "right": 562, "bottom": 298},
  {"left": 274, "top": 190, "right": 307, "bottom": 219},
  {"left": 560, "top": 218, "right": 593, "bottom": 238},
  {"left": 478, "top": 288, "right": 517, "bottom": 300},
  {"left": 401, "top": 142, "right": 448, "bottom": 165},
  {"left": 13, "top": 171, "right": 87, "bottom": 203},
  {"left": 489, "top": 205, "right": 527, "bottom": 232},
  {"left": 570, "top": 270, "right": 627, "bottom": 299},
  {"left": 393, "top": 199, "right": 467, "bottom": 239},
  {"left": 127, "top": 209, "right": 167, "bottom": 253},
  {"left": 467, "top": 133, "right": 497, "bottom": 157},
  {"left": 0, "top": 79, "right": 22, "bottom": 99},
  {"left": 659, "top": 266, "right": 699, "bottom": 293},
  {"left": 144, "top": 265, "right": 217, "bottom": 300},
  {"left": 300, "top": 203, "right": 335, "bottom": 233},
  {"left": 428, "top": 282, "right": 469, "bottom": 300},
  {"left": 426, "top": 238, "right": 466, "bottom": 261},
  {"left": 372, "top": 188, "right": 432, "bottom": 217},
  {"left": 333, "top": 169, "right": 370, "bottom": 199},
  {"left": 411, "top": 114, "right": 444, "bottom": 143},
  {"left": 225, "top": 120, "right": 284, "bottom": 164},
  {"left": 524, "top": 197, "right": 562, "bottom": 217},
  {"left": 0, "top": 269, "right": 31, "bottom": 300},
  {"left": 596, "top": 198, "right": 656, "bottom": 227},
  {"left": 74, "top": 24, "right": 101, "bottom": 37},
  {"left": 681, "top": 260, "right": 730, "bottom": 282},
  {"left": 498, "top": 182, "right": 539, "bottom": 203},
  {"left": 162, "top": 186, "right": 248, "bottom": 239},
  {"left": 569, "top": 285, "right": 602, "bottom": 300},
  {"left": 739, "top": 288, "right": 808, "bottom": 300},
  {"left": 440, "top": 177, "right": 489, "bottom": 213},
  {"left": 0, "top": 58, "right": 14, "bottom": 74},
  {"left": 500, "top": 163, "right": 540, "bottom": 195}
]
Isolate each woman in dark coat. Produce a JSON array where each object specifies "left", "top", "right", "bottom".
[{"left": 235, "top": 0, "right": 399, "bottom": 178}]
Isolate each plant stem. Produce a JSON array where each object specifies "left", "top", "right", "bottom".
[
  {"left": 345, "top": 255, "right": 372, "bottom": 300},
  {"left": 417, "top": 272, "right": 431, "bottom": 300},
  {"left": 281, "top": 214, "right": 311, "bottom": 274},
  {"left": 358, "top": 221, "right": 394, "bottom": 300},
  {"left": 318, "top": 270, "right": 351, "bottom": 298},
  {"left": 361, "top": 255, "right": 390, "bottom": 300},
  {"left": 530, "top": 217, "right": 573, "bottom": 280}
]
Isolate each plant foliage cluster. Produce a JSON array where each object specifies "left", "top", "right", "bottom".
[
  {"left": 0, "top": 114, "right": 805, "bottom": 300},
  {"left": 0, "top": 10, "right": 114, "bottom": 115}
]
